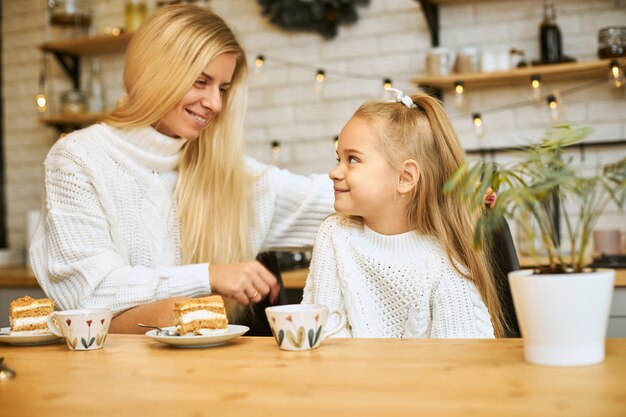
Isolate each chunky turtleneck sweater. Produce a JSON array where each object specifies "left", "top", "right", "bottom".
[
  {"left": 30, "top": 123, "right": 334, "bottom": 315},
  {"left": 302, "top": 215, "right": 495, "bottom": 338}
]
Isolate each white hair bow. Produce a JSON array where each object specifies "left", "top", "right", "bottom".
[{"left": 385, "top": 87, "right": 415, "bottom": 108}]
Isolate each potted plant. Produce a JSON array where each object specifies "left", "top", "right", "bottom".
[{"left": 445, "top": 123, "right": 626, "bottom": 367}]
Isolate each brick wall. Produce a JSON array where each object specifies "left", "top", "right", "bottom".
[{"left": 2, "top": 0, "right": 625, "bottom": 260}]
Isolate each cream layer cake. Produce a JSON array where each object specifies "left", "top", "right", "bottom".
[
  {"left": 9, "top": 296, "right": 55, "bottom": 336},
  {"left": 173, "top": 295, "right": 228, "bottom": 336}
]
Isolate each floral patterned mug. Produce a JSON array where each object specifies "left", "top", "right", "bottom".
[
  {"left": 47, "top": 309, "right": 112, "bottom": 351},
  {"left": 265, "top": 304, "right": 346, "bottom": 351}
]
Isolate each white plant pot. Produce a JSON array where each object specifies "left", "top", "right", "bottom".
[{"left": 508, "top": 269, "right": 615, "bottom": 367}]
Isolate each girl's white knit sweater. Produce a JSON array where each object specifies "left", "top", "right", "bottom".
[
  {"left": 30, "top": 123, "right": 334, "bottom": 315},
  {"left": 302, "top": 215, "right": 495, "bottom": 338}
]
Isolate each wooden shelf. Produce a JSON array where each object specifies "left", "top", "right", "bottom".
[
  {"left": 41, "top": 113, "right": 107, "bottom": 130},
  {"left": 39, "top": 32, "right": 133, "bottom": 56},
  {"left": 412, "top": 58, "right": 626, "bottom": 90}
]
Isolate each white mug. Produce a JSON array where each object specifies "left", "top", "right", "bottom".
[
  {"left": 593, "top": 229, "right": 621, "bottom": 256},
  {"left": 265, "top": 304, "right": 346, "bottom": 351},
  {"left": 47, "top": 308, "right": 112, "bottom": 351}
]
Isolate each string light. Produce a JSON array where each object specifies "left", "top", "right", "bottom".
[
  {"left": 334, "top": 135, "right": 339, "bottom": 150},
  {"left": 271, "top": 140, "right": 281, "bottom": 165},
  {"left": 454, "top": 81, "right": 465, "bottom": 108},
  {"left": 254, "top": 54, "right": 265, "bottom": 75},
  {"left": 35, "top": 54, "right": 47, "bottom": 113},
  {"left": 472, "top": 113, "right": 484, "bottom": 139},
  {"left": 546, "top": 94, "right": 560, "bottom": 122},
  {"left": 315, "top": 69, "right": 326, "bottom": 94},
  {"left": 530, "top": 74, "right": 542, "bottom": 102},
  {"left": 248, "top": 51, "right": 614, "bottom": 151},
  {"left": 608, "top": 60, "right": 624, "bottom": 89}
]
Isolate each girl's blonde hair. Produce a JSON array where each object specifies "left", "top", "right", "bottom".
[
  {"left": 353, "top": 93, "right": 505, "bottom": 337},
  {"left": 105, "top": 4, "right": 252, "bottom": 317}
]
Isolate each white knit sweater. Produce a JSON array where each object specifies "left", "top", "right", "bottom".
[
  {"left": 302, "top": 215, "right": 495, "bottom": 338},
  {"left": 30, "top": 123, "right": 334, "bottom": 315}
]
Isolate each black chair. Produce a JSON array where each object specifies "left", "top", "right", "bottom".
[
  {"left": 237, "top": 251, "right": 289, "bottom": 336},
  {"left": 486, "top": 216, "right": 521, "bottom": 338}
]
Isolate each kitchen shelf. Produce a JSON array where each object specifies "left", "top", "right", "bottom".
[
  {"left": 39, "top": 32, "right": 133, "bottom": 56},
  {"left": 40, "top": 113, "right": 107, "bottom": 132},
  {"left": 412, "top": 58, "right": 626, "bottom": 90},
  {"left": 39, "top": 32, "right": 133, "bottom": 91}
]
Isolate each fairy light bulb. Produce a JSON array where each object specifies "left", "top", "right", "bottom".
[
  {"left": 315, "top": 69, "right": 326, "bottom": 94},
  {"left": 454, "top": 81, "right": 465, "bottom": 108},
  {"left": 530, "top": 75, "right": 542, "bottom": 102},
  {"left": 271, "top": 140, "right": 281, "bottom": 165},
  {"left": 546, "top": 95, "right": 560, "bottom": 122},
  {"left": 35, "top": 93, "right": 47, "bottom": 112},
  {"left": 608, "top": 60, "right": 624, "bottom": 89},
  {"left": 35, "top": 66, "right": 47, "bottom": 113},
  {"left": 254, "top": 54, "right": 265, "bottom": 75},
  {"left": 333, "top": 135, "right": 339, "bottom": 150},
  {"left": 383, "top": 78, "right": 392, "bottom": 89},
  {"left": 472, "top": 113, "right": 484, "bottom": 139}
]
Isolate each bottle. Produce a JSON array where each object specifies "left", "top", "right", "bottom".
[
  {"left": 125, "top": 0, "right": 147, "bottom": 32},
  {"left": 87, "top": 59, "right": 105, "bottom": 113},
  {"left": 539, "top": 0, "right": 562, "bottom": 64}
]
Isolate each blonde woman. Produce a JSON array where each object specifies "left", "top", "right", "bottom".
[
  {"left": 303, "top": 90, "right": 505, "bottom": 338},
  {"left": 30, "top": 4, "right": 333, "bottom": 333}
]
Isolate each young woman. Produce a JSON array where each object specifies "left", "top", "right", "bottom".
[
  {"left": 303, "top": 90, "right": 505, "bottom": 338},
  {"left": 30, "top": 4, "right": 334, "bottom": 333}
]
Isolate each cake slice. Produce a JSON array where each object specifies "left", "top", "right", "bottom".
[
  {"left": 9, "top": 296, "right": 55, "bottom": 336},
  {"left": 173, "top": 295, "right": 228, "bottom": 336}
]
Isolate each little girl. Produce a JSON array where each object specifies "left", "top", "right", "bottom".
[{"left": 302, "top": 90, "right": 504, "bottom": 338}]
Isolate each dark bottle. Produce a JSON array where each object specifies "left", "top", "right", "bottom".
[{"left": 540, "top": 0, "right": 562, "bottom": 64}]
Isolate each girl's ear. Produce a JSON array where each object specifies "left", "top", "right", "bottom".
[{"left": 397, "top": 159, "right": 420, "bottom": 195}]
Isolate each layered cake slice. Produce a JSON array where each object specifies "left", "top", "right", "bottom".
[
  {"left": 9, "top": 296, "right": 55, "bottom": 336},
  {"left": 173, "top": 295, "right": 228, "bottom": 336}
]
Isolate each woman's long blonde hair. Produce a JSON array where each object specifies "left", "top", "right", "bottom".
[
  {"left": 353, "top": 93, "right": 505, "bottom": 337},
  {"left": 105, "top": 5, "right": 253, "bottom": 288}
]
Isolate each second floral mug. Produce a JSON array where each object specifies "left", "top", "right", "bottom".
[
  {"left": 265, "top": 304, "right": 346, "bottom": 351},
  {"left": 47, "top": 308, "right": 112, "bottom": 351}
]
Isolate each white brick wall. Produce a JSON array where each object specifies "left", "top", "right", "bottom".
[{"left": 1, "top": 0, "right": 625, "bottom": 258}]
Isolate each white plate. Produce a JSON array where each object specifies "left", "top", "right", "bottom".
[
  {"left": 0, "top": 327, "right": 62, "bottom": 346},
  {"left": 145, "top": 325, "right": 249, "bottom": 348}
]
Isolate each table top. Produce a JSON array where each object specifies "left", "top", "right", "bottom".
[{"left": 1, "top": 335, "right": 625, "bottom": 417}]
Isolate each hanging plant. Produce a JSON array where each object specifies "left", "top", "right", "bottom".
[{"left": 257, "top": 0, "right": 370, "bottom": 39}]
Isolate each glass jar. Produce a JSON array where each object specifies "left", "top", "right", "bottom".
[
  {"left": 49, "top": 0, "right": 92, "bottom": 27},
  {"left": 125, "top": 0, "right": 147, "bottom": 32},
  {"left": 598, "top": 26, "right": 626, "bottom": 59},
  {"left": 60, "top": 90, "right": 88, "bottom": 115}
]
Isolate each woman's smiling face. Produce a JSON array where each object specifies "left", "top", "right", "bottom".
[{"left": 155, "top": 53, "right": 237, "bottom": 140}]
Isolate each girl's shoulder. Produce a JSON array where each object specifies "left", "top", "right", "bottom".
[
  {"left": 321, "top": 213, "right": 361, "bottom": 231},
  {"left": 316, "top": 214, "right": 360, "bottom": 241}
]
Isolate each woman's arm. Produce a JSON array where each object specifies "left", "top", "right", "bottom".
[{"left": 247, "top": 158, "right": 335, "bottom": 251}]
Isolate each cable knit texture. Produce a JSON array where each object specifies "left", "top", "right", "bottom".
[
  {"left": 30, "top": 123, "right": 334, "bottom": 315},
  {"left": 302, "top": 215, "right": 495, "bottom": 338}
]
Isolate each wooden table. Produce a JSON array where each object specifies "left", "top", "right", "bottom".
[{"left": 1, "top": 336, "right": 625, "bottom": 417}]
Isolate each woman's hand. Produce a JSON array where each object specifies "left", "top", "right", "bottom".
[{"left": 209, "top": 261, "right": 279, "bottom": 306}]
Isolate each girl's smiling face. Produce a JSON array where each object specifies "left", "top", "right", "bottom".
[
  {"left": 155, "top": 53, "right": 236, "bottom": 140},
  {"left": 330, "top": 116, "right": 405, "bottom": 231}
]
